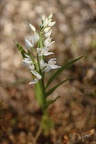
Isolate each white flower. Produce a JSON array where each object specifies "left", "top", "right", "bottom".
[
  {"left": 36, "top": 47, "right": 54, "bottom": 56},
  {"left": 44, "top": 58, "right": 61, "bottom": 72},
  {"left": 44, "top": 27, "right": 51, "bottom": 33},
  {"left": 22, "top": 54, "right": 35, "bottom": 67},
  {"left": 43, "top": 47, "right": 54, "bottom": 56},
  {"left": 33, "top": 32, "right": 39, "bottom": 42},
  {"left": 25, "top": 38, "right": 34, "bottom": 49},
  {"left": 48, "top": 13, "right": 56, "bottom": 26},
  {"left": 22, "top": 54, "right": 32, "bottom": 66},
  {"left": 29, "top": 23, "right": 36, "bottom": 32},
  {"left": 36, "top": 48, "right": 44, "bottom": 56},
  {"left": 43, "top": 18, "right": 49, "bottom": 27},
  {"left": 48, "top": 21, "right": 56, "bottom": 27},
  {"left": 41, "top": 13, "right": 55, "bottom": 28},
  {"left": 44, "top": 29, "right": 52, "bottom": 37},
  {"left": 41, "top": 15, "right": 45, "bottom": 21},
  {"left": 22, "top": 54, "right": 35, "bottom": 71},
  {"left": 29, "top": 65, "right": 35, "bottom": 71},
  {"left": 25, "top": 32, "right": 39, "bottom": 49},
  {"left": 48, "top": 13, "right": 53, "bottom": 19},
  {"left": 29, "top": 70, "right": 42, "bottom": 84},
  {"left": 44, "top": 37, "right": 55, "bottom": 47},
  {"left": 40, "top": 59, "right": 47, "bottom": 70},
  {"left": 31, "top": 70, "right": 42, "bottom": 80},
  {"left": 22, "top": 54, "right": 41, "bottom": 84}
]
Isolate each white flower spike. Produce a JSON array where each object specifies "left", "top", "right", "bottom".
[
  {"left": 21, "top": 13, "right": 60, "bottom": 85},
  {"left": 29, "top": 70, "right": 42, "bottom": 84}
]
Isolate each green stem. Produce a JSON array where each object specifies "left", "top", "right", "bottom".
[{"left": 35, "top": 31, "right": 46, "bottom": 111}]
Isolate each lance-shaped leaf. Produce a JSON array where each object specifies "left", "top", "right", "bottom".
[
  {"left": 45, "top": 96, "right": 60, "bottom": 108},
  {"left": 46, "top": 78, "right": 72, "bottom": 97},
  {"left": 46, "top": 56, "right": 83, "bottom": 88},
  {"left": 14, "top": 41, "right": 27, "bottom": 58}
]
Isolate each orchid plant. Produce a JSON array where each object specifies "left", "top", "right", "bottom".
[{"left": 15, "top": 13, "right": 82, "bottom": 133}]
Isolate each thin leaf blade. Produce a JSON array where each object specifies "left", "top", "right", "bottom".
[
  {"left": 46, "top": 78, "right": 72, "bottom": 97},
  {"left": 45, "top": 96, "right": 60, "bottom": 108},
  {"left": 46, "top": 56, "right": 83, "bottom": 88}
]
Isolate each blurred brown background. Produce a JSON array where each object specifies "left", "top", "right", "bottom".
[{"left": 0, "top": 0, "right": 96, "bottom": 144}]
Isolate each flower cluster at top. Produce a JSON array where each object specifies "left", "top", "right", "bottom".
[{"left": 22, "top": 13, "right": 61, "bottom": 84}]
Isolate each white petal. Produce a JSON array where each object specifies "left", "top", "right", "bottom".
[
  {"left": 43, "top": 18, "right": 48, "bottom": 27},
  {"left": 36, "top": 48, "right": 44, "bottom": 56},
  {"left": 40, "top": 59, "right": 47, "bottom": 69},
  {"left": 23, "top": 56, "right": 32, "bottom": 62},
  {"left": 44, "top": 38, "right": 55, "bottom": 47},
  {"left": 48, "top": 18, "right": 52, "bottom": 23},
  {"left": 36, "top": 73, "right": 42, "bottom": 80},
  {"left": 48, "top": 13, "right": 53, "bottom": 19},
  {"left": 24, "top": 54, "right": 30, "bottom": 58},
  {"left": 48, "top": 41, "right": 55, "bottom": 47},
  {"left": 41, "top": 15, "right": 45, "bottom": 21},
  {"left": 44, "top": 27, "right": 51, "bottom": 33},
  {"left": 44, "top": 37, "right": 51, "bottom": 47},
  {"left": 29, "top": 79, "right": 38, "bottom": 84},
  {"left": 44, "top": 52, "right": 54, "bottom": 56},
  {"left": 25, "top": 39, "right": 33, "bottom": 48},
  {"left": 21, "top": 61, "right": 30, "bottom": 67},
  {"left": 49, "top": 58, "right": 56, "bottom": 62},
  {"left": 44, "top": 65, "right": 51, "bottom": 72},
  {"left": 29, "top": 23, "right": 36, "bottom": 32},
  {"left": 33, "top": 32, "right": 39, "bottom": 42},
  {"left": 44, "top": 29, "right": 52, "bottom": 37},
  {"left": 29, "top": 65, "right": 34, "bottom": 70},
  {"left": 50, "top": 65, "right": 61, "bottom": 69},
  {"left": 31, "top": 71, "right": 42, "bottom": 80},
  {"left": 22, "top": 59, "right": 32, "bottom": 64},
  {"left": 48, "top": 21, "right": 56, "bottom": 27},
  {"left": 40, "top": 59, "right": 44, "bottom": 67}
]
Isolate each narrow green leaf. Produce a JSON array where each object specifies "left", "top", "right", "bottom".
[
  {"left": 45, "top": 96, "right": 60, "bottom": 108},
  {"left": 46, "top": 56, "right": 83, "bottom": 88},
  {"left": 14, "top": 41, "right": 27, "bottom": 58},
  {"left": 46, "top": 78, "right": 72, "bottom": 97}
]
